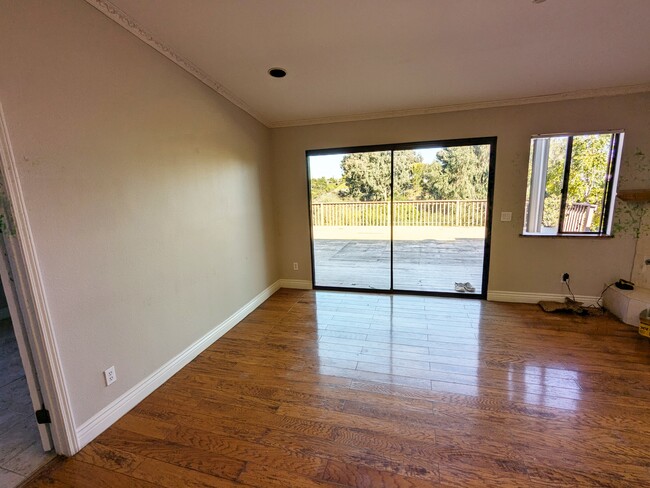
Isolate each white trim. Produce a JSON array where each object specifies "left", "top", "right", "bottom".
[
  {"left": 75, "top": 279, "right": 281, "bottom": 450},
  {"left": 278, "top": 279, "right": 313, "bottom": 290},
  {"left": 0, "top": 236, "right": 52, "bottom": 450},
  {"left": 0, "top": 104, "right": 78, "bottom": 455},
  {"left": 83, "top": 0, "right": 268, "bottom": 126},
  {"left": 488, "top": 290, "right": 599, "bottom": 306}
]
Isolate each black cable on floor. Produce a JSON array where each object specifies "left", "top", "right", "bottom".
[{"left": 565, "top": 278, "right": 576, "bottom": 302}]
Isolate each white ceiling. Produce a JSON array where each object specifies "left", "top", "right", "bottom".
[{"left": 99, "top": 0, "right": 650, "bottom": 127}]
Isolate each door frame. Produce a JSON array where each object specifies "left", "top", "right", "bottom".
[
  {"left": 0, "top": 235, "right": 52, "bottom": 451},
  {"left": 0, "top": 103, "right": 77, "bottom": 455},
  {"left": 306, "top": 136, "right": 497, "bottom": 299}
]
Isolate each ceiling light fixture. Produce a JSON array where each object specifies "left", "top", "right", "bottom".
[{"left": 268, "top": 68, "right": 287, "bottom": 78}]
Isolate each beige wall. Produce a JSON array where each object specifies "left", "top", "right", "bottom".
[
  {"left": 0, "top": 0, "right": 277, "bottom": 426},
  {"left": 271, "top": 93, "right": 650, "bottom": 297},
  {"left": 1, "top": 0, "right": 649, "bottom": 447}
]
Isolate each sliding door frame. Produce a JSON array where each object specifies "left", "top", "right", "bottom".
[{"left": 306, "top": 136, "right": 497, "bottom": 299}]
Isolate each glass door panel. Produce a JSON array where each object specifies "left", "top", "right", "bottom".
[
  {"left": 561, "top": 134, "right": 613, "bottom": 233},
  {"left": 392, "top": 145, "right": 490, "bottom": 294},
  {"left": 308, "top": 151, "right": 391, "bottom": 290}
]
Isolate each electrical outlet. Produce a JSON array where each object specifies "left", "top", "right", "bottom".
[
  {"left": 500, "top": 211, "right": 512, "bottom": 222},
  {"left": 293, "top": 262, "right": 299, "bottom": 271},
  {"left": 561, "top": 272, "right": 570, "bottom": 283},
  {"left": 104, "top": 366, "right": 116, "bottom": 386}
]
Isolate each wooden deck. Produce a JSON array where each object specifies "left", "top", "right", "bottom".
[
  {"left": 25, "top": 289, "right": 650, "bottom": 487},
  {"left": 313, "top": 238, "right": 485, "bottom": 293}
]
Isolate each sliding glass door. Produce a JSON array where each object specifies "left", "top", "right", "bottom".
[
  {"left": 308, "top": 150, "right": 391, "bottom": 290},
  {"left": 392, "top": 144, "right": 491, "bottom": 294},
  {"left": 308, "top": 138, "right": 495, "bottom": 298}
]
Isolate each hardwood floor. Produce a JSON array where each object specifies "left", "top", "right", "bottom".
[{"left": 25, "top": 289, "right": 650, "bottom": 487}]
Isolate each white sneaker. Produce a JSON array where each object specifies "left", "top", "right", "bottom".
[
  {"left": 454, "top": 282, "right": 466, "bottom": 292},
  {"left": 463, "top": 282, "right": 476, "bottom": 293}
]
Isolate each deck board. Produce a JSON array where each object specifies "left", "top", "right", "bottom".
[{"left": 313, "top": 238, "right": 485, "bottom": 293}]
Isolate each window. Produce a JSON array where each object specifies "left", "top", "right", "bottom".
[{"left": 524, "top": 131, "right": 623, "bottom": 236}]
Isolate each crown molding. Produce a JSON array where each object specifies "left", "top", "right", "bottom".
[
  {"left": 84, "top": 0, "right": 269, "bottom": 126},
  {"left": 268, "top": 83, "right": 650, "bottom": 128},
  {"left": 83, "top": 1, "right": 650, "bottom": 130}
]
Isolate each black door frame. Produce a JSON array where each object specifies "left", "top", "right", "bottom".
[{"left": 306, "top": 136, "right": 497, "bottom": 300}]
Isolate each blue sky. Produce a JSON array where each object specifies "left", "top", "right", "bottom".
[{"left": 309, "top": 148, "right": 441, "bottom": 179}]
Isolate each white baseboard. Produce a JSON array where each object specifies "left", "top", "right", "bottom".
[
  {"left": 488, "top": 290, "right": 599, "bottom": 306},
  {"left": 278, "top": 279, "right": 312, "bottom": 290},
  {"left": 75, "top": 279, "right": 282, "bottom": 451}
]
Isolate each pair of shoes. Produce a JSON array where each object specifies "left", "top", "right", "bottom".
[{"left": 454, "top": 282, "right": 476, "bottom": 293}]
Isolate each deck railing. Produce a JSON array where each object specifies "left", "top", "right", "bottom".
[
  {"left": 563, "top": 202, "right": 597, "bottom": 232},
  {"left": 311, "top": 200, "right": 487, "bottom": 227}
]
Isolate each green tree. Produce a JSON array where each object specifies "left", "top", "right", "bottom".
[
  {"left": 340, "top": 151, "right": 423, "bottom": 201},
  {"left": 310, "top": 177, "right": 346, "bottom": 203},
  {"left": 567, "top": 134, "right": 611, "bottom": 202},
  {"left": 542, "top": 134, "right": 612, "bottom": 228},
  {"left": 422, "top": 145, "right": 490, "bottom": 200}
]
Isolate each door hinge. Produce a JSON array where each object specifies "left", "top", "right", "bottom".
[{"left": 35, "top": 406, "right": 51, "bottom": 424}]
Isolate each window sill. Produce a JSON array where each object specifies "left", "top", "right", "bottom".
[{"left": 520, "top": 233, "right": 613, "bottom": 239}]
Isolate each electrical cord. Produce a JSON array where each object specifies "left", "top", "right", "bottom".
[
  {"left": 560, "top": 278, "right": 612, "bottom": 315},
  {"left": 561, "top": 280, "right": 615, "bottom": 314},
  {"left": 592, "top": 282, "right": 616, "bottom": 310},
  {"left": 564, "top": 277, "right": 576, "bottom": 302}
]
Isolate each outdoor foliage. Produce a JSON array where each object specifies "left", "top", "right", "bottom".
[
  {"left": 541, "top": 134, "right": 612, "bottom": 228},
  {"left": 423, "top": 145, "right": 490, "bottom": 200},
  {"left": 310, "top": 146, "right": 490, "bottom": 203},
  {"left": 309, "top": 177, "right": 347, "bottom": 202},
  {"left": 339, "top": 151, "right": 422, "bottom": 201}
]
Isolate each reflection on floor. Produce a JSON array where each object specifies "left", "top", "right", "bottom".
[
  {"left": 0, "top": 318, "right": 54, "bottom": 487},
  {"left": 24, "top": 289, "right": 650, "bottom": 486},
  {"left": 314, "top": 238, "right": 484, "bottom": 292}
]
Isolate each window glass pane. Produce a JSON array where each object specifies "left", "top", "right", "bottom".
[
  {"left": 393, "top": 145, "right": 489, "bottom": 294},
  {"left": 524, "top": 137, "right": 567, "bottom": 234},
  {"left": 308, "top": 151, "right": 391, "bottom": 290},
  {"left": 542, "top": 137, "right": 569, "bottom": 232},
  {"left": 524, "top": 131, "right": 621, "bottom": 237},
  {"left": 562, "top": 134, "right": 612, "bottom": 233}
]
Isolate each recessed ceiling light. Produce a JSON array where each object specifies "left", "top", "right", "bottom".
[{"left": 268, "top": 68, "right": 287, "bottom": 78}]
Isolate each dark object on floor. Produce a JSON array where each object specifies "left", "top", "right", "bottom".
[
  {"left": 615, "top": 279, "right": 635, "bottom": 290},
  {"left": 539, "top": 297, "right": 588, "bottom": 315}
]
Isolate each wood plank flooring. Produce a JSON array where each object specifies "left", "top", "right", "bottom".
[{"left": 25, "top": 289, "right": 650, "bottom": 487}]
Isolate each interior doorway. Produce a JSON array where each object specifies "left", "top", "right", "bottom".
[
  {"left": 307, "top": 137, "right": 496, "bottom": 298},
  {"left": 0, "top": 105, "right": 57, "bottom": 486},
  {"left": 0, "top": 242, "right": 55, "bottom": 486}
]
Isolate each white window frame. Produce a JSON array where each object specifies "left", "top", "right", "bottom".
[{"left": 524, "top": 131, "right": 624, "bottom": 236}]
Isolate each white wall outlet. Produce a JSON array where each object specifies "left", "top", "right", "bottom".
[
  {"left": 104, "top": 366, "right": 116, "bottom": 386},
  {"left": 500, "top": 211, "right": 512, "bottom": 222},
  {"left": 293, "top": 262, "right": 299, "bottom": 271}
]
